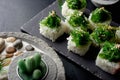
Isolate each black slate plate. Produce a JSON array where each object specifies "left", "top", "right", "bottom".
[{"left": 21, "top": 0, "right": 120, "bottom": 80}]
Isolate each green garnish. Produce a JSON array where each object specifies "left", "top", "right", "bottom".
[
  {"left": 68, "top": 11, "right": 88, "bottom": 29},
  {"left": 99, "top": 42, "right": 120, "bottom": 62},
  {"left": 40, "top": 10, "right": 61, "bottom": 28},
  {"left": 0, "top": 60, "right": 3, "bottom": 71},
  {"left": 66, "top": 0, "right": 86, "bottom": 10},
  {"left": 90, "top": 25, "right": 115, "bottom": 44},
  {"left": 91, "top": 7, "right": 111, "bottom": 23},
  {"left": 71, "top": 29, "right": 90, "bottom": 46}
]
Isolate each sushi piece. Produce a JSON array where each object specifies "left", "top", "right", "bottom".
[
  {"left": 61, "top": 0, "right": 87, "bottom": 18},
  {"left": 64, "top": 11, "right": 90, "bottom": 33},
  {"left": 90, "top": 25, "right": 116, "bottom": 47},
  {"left": 39, "top": 11, "right": 66, "bottom": 42},
  {"left": 96, "top": 42, "right": 120, "bottom": 74},
  {"left": 67, "top": 29, "right": 91, "bottom": 56},
  {"left": 88, "top": 7, "right": 112, "bottom": 30}
]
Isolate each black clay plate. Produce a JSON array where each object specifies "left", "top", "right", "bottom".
[{"left": 21, "top": 0, "right": 120, "bottom": 80}]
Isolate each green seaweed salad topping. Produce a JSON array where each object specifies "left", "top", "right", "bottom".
[
  {"left": 91, "top": 7, "right": 111, "bottom": 23},
  {"left": 99, "top": 42, "right": 120, "bottom": 62},
  {"left": 66, "top": 0, "right": 86, "bottom": 9},
  {"left": 68, "top": 11, "right": 88, "bottom": 29},
  {"left": 90, "top": 25, "right": 115, "bottom": 44},
  {"left": 0, "top": 61, "right": 2, "bottom": 71},
  {"left": 71, "top": 29, "right": 90, "bottom": 46},
  {"left": 40, "top": 11, "right": 61, "bottom": 28}
]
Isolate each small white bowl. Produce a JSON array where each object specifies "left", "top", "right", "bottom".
[{"left": 91, "top": 0, "right": 119, "bottom": 7}]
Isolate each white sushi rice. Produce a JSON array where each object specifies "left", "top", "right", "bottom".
[
  {"left": 61, "top": 1, "right": 85, "bottom": 18},
  {"left": 116, "top": 27, "right": 120, "bottom": 43},
  {"left": 96, "top": 49, "right": 120, "bottom": 74},
  {"left": 88, "top": 13, "right": 111, "bottom": 30},
  {"left": 40, "top": 21, "right": 66, "bottom": 42},
  {"left": 64, "top": 18, "right": 74, "bottom": 33},
  {"left": 67, "top": 36, "right": 91, "bottom": 56}
]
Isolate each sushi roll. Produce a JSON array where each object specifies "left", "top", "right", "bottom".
[
  {"left": 61, "top": 0, "right": 87, "bottom": 18},
  {"left": 88, "top": 7, "right": 112, "bottom": 30},
  {"left": 67, "top": 29, "right": 91, "bottom": 56},
  {"left": 39, "top": 11, "right": 66, "bottom": 42},
  {"left": 96, "top": 42, "right": 120, "bottom": 74},
  {"left": 90, "top": 25, "right": 116, "bottom": 47},
  {"left": 64, "top": 11, "right": 90, "bottom": 33}
]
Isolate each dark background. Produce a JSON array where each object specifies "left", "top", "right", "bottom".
[
  {"left": 0, "top": 0, "right": 119, "bottom": 80},
  {"left": 0, "top": 0, "right": 120, "bottom": 32}
]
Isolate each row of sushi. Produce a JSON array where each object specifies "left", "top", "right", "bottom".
[{"left": 39, "top": 0, "right": 120, "bottom": 75}]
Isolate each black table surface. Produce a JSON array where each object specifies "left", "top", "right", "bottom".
[{"left": 0, "top": 0, "right": 120, "bottom": 80}]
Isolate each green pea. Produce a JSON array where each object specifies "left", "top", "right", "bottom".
[
  {"left": 33, "top": 53, "right": 41, "bottom": 68},
  {"left": 25, "top": 57, "right": 35, "bottom": 73},
  {"left": 32, "top": 69, "right": 42, "bottom": 80},
  {"left": 40, "top": 61, "right": 47, "bottom": 76},
  {"left": 18, "top": 59, "right": 27, "bottom": 73}
]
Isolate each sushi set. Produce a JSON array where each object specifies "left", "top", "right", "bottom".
[
  {"left": 0, "top": 32, "right": 65, "bottom": 80},
  {"left": 21, "top": 0, "right": 120, "bottom": 80}
]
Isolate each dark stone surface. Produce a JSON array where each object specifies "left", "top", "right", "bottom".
[
  {"left": 1, "top": 0, "right": 119, "bottom": 80},
  {"left": 0, "top": 0, "right": 55, "bottom": 32}
]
